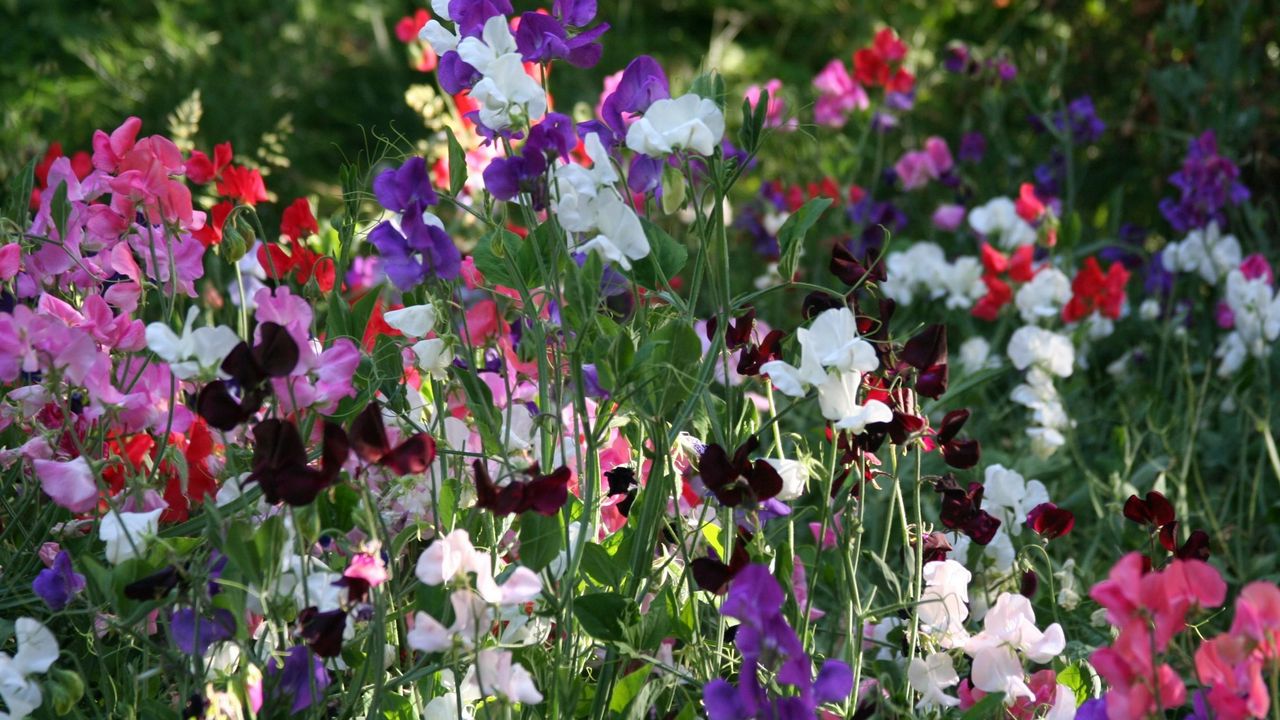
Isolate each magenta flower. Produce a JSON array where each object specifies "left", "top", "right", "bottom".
[{"left": 813, "top": 59, "right": 868, "bottom": 127}]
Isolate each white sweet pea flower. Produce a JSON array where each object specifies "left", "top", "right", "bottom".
[
  {"left": 1014, "top": 267, "right": 1071, "bottom": 323},
  {"left": 1007, "top": 325, "right": 1074, "bottom": 377},
  {"left": 416, "top": 529, "right": 485, "bottom": 586},
  {"left": 145, "top": 306, "right": 240, "bottom": 380},
  {"left": 963, "top": 593, "right": 1066, "bottom": 702},
  {"left": 383, "top": 303, "right": 437, "bottom": 338},
  {"left": 0, "top": 618, "right": 59, "bottom": 720},
  {"left": 550, "top": 134, "right": 650, "bottom": 268},
  {"left": 816, "top": 370, "right": 892, "bottom": 433},
  {"left": 959, "top": 336, "right": 995, "bottom": 373},
  {"left": 807, "top": 307, "right": 879, "bottom": 373},
  {"left": 408, "top": 590, "right": 492, "bottom": 653},
  {"left": 1045, "top": 684, "right": 1078, "bottom": 720},
  {"left": 430, "top": 0, "right": 452, "bottom": 21},
  {"left": 98, "top": 508, "right": 162, "bottom": 565},
  {"left": 625, "top": 94, "right": 725, "bottom": 157},
  {"left": 578, "top": 194, "right": 649, "bottom": 270},
  {"left": 456, "top": 15, "right": 517, "bottom": 75},
  {"left": 918, "top": 560, "right": 971, "bottom": 648},
  {"left": 764, "top": 458, "right": 808, "bottom": 501},
  {"left": 412, "top": 338, "right": 454, "bottom": 380},
  {"left": 982, "top": 464, "right": 1049, "bottom": 535},
  {"left": 908, "top": 652, "right": 961, "bottom": 710},
  {"left": 460, "top": 649, "right": 543, "bottom": 705},
  {"left": 470, "top": 53, "right": 546, "bottom": 130},
  {"left": 421, "top": 20, "right": 459, "bottom": 54},
  {"left": 968, "top": 197, "right": 1036, "bottom": 249},
  {"left": 1163, "top": 221, "right": 1241, "bottom": 285}
]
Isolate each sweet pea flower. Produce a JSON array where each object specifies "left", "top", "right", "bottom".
[
  {"left": 383, "top": 303, "right": 438, "bottom": 338},
  {"left": 0, "top": 618, "right": 59, "bottom": 720},
  {"left": 963, "top": 593, "right": 1066, "bottom": 702},
  {"left": 32, "top": 550, "right": 86, "bottom": 611},
  {"left": 908, "top": 652, "right": 961, "bottom": 710},
  {"left": 99, "top": 508, "right": 163, "bottom": 565},
  {"left": 145, "top": 306, "right": 240, "bottom": 380},
  {"left": 918, "top": 559, "right": 972, "bottom": 648},
  {"left": 460, "top": 648, "right": 543, "bottom": 705},
  {"left": 33, "top": 456, "right": 99, "bottom": 513},
  {"left": 625, "top": 93, "right": 725, "bottom": 157},
  {"left": 816, "top": 370, "right": 893, "bottom": 433}
]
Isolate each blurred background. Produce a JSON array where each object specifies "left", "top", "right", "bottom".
[{"left": 2, "top": 0, "right": 1275, "bottom": 228}]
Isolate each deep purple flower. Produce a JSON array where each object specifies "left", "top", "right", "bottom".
[
  {"left": 600, "top": 55, "right": 669, "bottom": 136},
  {"left": 1145, "top": 251, "right": 1174, "bottom": 297},
  {"left": 482, "top": 153, "right": 547, "bottom": 203},
  {"left": 1034, "top": 150, "right": 1066, "bottom": 197},
  {"left": 1077, "top": 698, "right": 1108, "bottom": 720},
  {"left": 32, "top": 550, "right": 85, "bottom": 611},
  {"left": 1099, "top": 223, "right": 1147, "bottom": 269},
  {"left": 958, "top": 131, "right": 986, "bottom": 164},
  {"left": 370, "top": 157, "right": 460, "bottom": 286},
  {"left": 515, "top": 12, "right": 608, "bottom": 68},
  {"left": 1052, "top": 95, "right": 1106, "bottom": 144},
  {"left": 448, "top": 0, "right": 513, "bottom": 38},
  {"left": 267, "top": 646, "right": 331, "bottom": 714},
  {"left": 526, "top": 112, "right": 578, "bottom": 160},
  {"left": 438, "top": 52, "right": 481, "bottom": 94},
  {"left": 1159, "top": 130, "right": 1250, "bottom": 233},
  {"left": 554, "top": 0, "right": 596, "bottom": 26},
  {"left": 171, "top": 607, "right": 236, "bottom": 656},
  {"left": 943, "top": 43, "right": 971, "bottom": 73},
  {"left": 704, "top": 565, "right": 853, "bottom": 719},
  {"left": 627, "top": 154, "right": 664, "bottom": 195}
]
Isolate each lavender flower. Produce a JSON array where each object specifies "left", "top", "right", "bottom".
[
  {"left": 32, "top": 550, "right": 85, "bottom": 611},
  {"left": 1159, "top": 130, "right": 1250, "bottom": 233},
  {"left": 370, "top": 157, "right": 460, "bottom": 287}
]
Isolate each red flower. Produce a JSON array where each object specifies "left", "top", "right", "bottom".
[
  {"left": 193, "top": 201, "right": 234, "bottom": 247},
  {"left": 395, "top": 9, "right": 431, "bottom": 43},
  {"left": 1014, "top": 182, "right": 1046, "bottom": 223},
  {"left": 972, "top": 244, "right": 1036, "bottom": 321},
  {"left": 161, "top": 418, "right": 219, "bottom": 523},
  {"left": 361, "top": 298, "right": 401, "bottom": 352},
  {"left": 186, "top": 142, "right": 233, "bottom": 184},
  {"left": 972, "top": 274, "right": 1012, "bottom": 321},
  {"left": 1026, "top": 502, "right": 1075, "bottom": 539},
  {"left": 217, "top": 165, "right": 268, "bottom": 205},
  {"left": 256, "top": 239, "right": 335, "bottom": 292},
  {"left": 280, "top": 198, "right": 319, "bottom": 242},
  {"left": 853, "top": 28, "right": 914, "bottom": 93},
  {"left": 1063, "top": 256, "right": 1131, "bottom": 323}
]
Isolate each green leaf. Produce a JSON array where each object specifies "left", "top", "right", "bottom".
[
  {"left": 581, "top": 542, "right": 625, "bottom": 588},
  {"left": 628, "top": 218, "right": 688, "bottom": 290},
  {"left": 689, "top": 72, "right": 727, "bottom": 110},
  {"left": 317, "top": 484, "right": 361, "bottom": 533},
  {"left": 660, "top": 164, "right": 686, "bottom": 215},
  {"left": 609, "top": 664, "right": 654, "bottom": 714},
  {"left": 572, "top": 591, "right": 633, "bottom": 642},
  {"left": 472, "top": 227, "right": 521, "bottom": 289},
  {"left": 4, "top": 157, "right": 36, "bottom": 226},
  {"left": 50, "top": 181, "right": 71, "bottom": 241},
  {"left": 777, "top": 198, "right": 833, "bottom": 282},
  {"left": 445, "top": 127, "right": 467, "bottom": 197},
  {"left": 518, "top": 511, "right": 563, "bottom": 572}
]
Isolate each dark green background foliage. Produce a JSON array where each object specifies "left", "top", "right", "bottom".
[{"left": 2, "top": 0, "right": 1276, "bottom": 225}]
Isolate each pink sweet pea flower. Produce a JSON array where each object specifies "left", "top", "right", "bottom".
[
  {"left": 932, "top": 204, "right": 966, "bottom": 231},
  {"left": 0, "top": 243, "right": 20, "bottom": 281},
  {"left": 33, "top": 457, "right": 99, "bottom": 513}
]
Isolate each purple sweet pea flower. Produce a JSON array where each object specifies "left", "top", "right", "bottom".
[
  {"left": 171, "top": 607, "right": 236, "bottom": 656},
  {"left": 600, "top": 55, "right": 670, "bottom": 137},
  {"left": 267, "top": 645, "right": 331, "bottom": 714},
  {"left": 449, "top": 0, "right": 513, "bottom": 38},
  {"left": 1159, "top": 130, "right": 1250, "bottom": 233},
  {"left": 515, "top": 12, "right": 608, "bottom": 68},
  {"left": 704, "top": 565, "right": 853, "bottom": 718},
  {"left": 370, "top": 157, "right": 460, "bottom": 286},
  {"left": 1052, "top": 95, "right": 1106, "bottom": 144},
  {"left": 482, "top": 153, "right": 548, "bottom": 203},
  {"left": 438, "top": 52, "right": 481, "bottom": 95},
  {"left": 958, "top": 131, "right": 986, "bottom": 163},
  {"left": 1077, "top": 698, "right": 1108, "bottom": 720},
  {"left": 554, "top": 0, "right": 596, "bottom": 26},
  {"left": 943, "top": 43, "right": 972, "bottom": 74},
  {"left": 526, "top": 112, "right": 578, "bottom": 160},
  {"left": 1099, "top": 223, "right": 1147, "bottom": 269},
  {"left": 32, "top": 550, "right": 85, "bottom": 611}
]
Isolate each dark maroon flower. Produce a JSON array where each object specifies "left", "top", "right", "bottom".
[
  {"left": 1020, "top": 569, "right": 1038, "bottom": 598},
  {"left": 830, "top": 242, "right": 886, "bottom": 286},
  {"left": 691, "top": 541, "right": 750, "bottom": 595},
  {"left": 299, "top": 607, "right": 347, "bottom": 658},
  {"left": 1172, "top": 529, "right": 1211, "bottom": 561},
  {"left": 348, "top": 402, "right": 437, "bottom": 475},
  {"left": 1026, "top": 502, "right": 1074, "bottom": 539},
  {"left": 901, "top": 324, "right": 948, "bottom": 399},
  {"left": 698, "top": 436, "right": 784, "bottom": 507},
  {"left": 802, "top": 291, "right": 846, "bottom": 320},
  {"left": 738, "top": 329, "right": 785, "bottom": 377},
  {"left": 935, "top": 409, "right": 980, "bottom": 469},
  {"left": 933, "top": 474, "right": 1000, "bottom": 545},
  {"left": 248, "top": 420, "right": 349, "bottom": 506},
  {"left": 921, "top": 531, "right": 952, "bottom": 564},
  {"left": 197, "top": 322, "right": 299, "bottom": 431},
  {"left": 473, "top": 461, "right": 571, "bottom": 516},
  {"left": 605, "top": 466, "right": 637, "bottom": 518},
  {"left": 124, "top": 565, "right": 183, "bottom": 601},
  {"left": 1123, "top": 491, "right": 1175, "bottom": 527}
]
